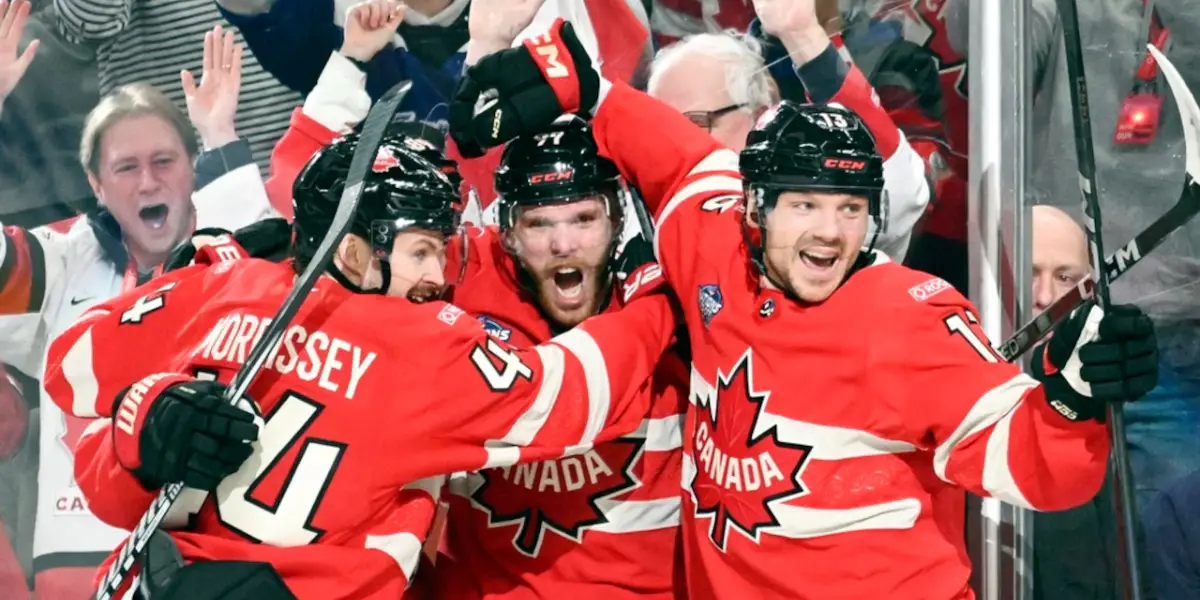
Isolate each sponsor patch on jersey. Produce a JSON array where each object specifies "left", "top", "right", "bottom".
[
  {"left": 438, "top": 304, "right": 465, "bottom": 326},
  {"left": 908, "top": 277, "right": 953, "bottom": 302},
  {"left": 477, "top": 315, "right": 512, "bottom": 342},
  {"left": 698, "top": 284, "right": 724, "bottom": 327}
]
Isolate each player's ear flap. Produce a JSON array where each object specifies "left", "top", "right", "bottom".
[{"left": 745, "top": 201, "right": 762, "bottom": 229}]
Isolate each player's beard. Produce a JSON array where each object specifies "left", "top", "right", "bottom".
[
  {"left": 531, "top": 261, "right": 607, "bottom": 328},
  {"left": 406, "top": 280, "right": 444, "bottom": 304}
]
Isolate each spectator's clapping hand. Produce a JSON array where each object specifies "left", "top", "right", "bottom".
[
  {"left": 181, "top": 26, "right": 242, "bottom": 149},
  {"left": 339, "top": 0, "right": 405, "bottom": 63},
  {"left": 0, "top": 0, "right": 38, "bottom": 107},
  {"left": 468, "top": 0, "right": 546, "bottom": 55}
]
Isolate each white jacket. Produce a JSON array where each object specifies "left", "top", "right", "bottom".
[{"left": 0, "top": 163, "right": 274, "bottom": 566}]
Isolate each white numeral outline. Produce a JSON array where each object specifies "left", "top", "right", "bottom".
[
  {"left": 471, "top": 338, "right": 534, "bottom": 391},
  {"left": 178, "top": 371, "right": 345, "bottom": 546},
  {"left": 944, "top": 311, "right": 1003, "bottom": 363}
]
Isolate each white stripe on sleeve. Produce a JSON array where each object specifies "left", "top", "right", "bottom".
[{"left": 550, "top": 328, "right": 611, "bottom": 446}]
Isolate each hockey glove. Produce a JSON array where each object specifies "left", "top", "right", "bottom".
[
  {"left": 616, "top": 233, "right": 667, "bottom": 306},
  {"left": 449, "top": 18, "right": 600, "bottom": 158},
  {"left": 1031, "top": 303, "right": 1159, "bottom": 422},
  {"left": 112, "top": 374, "right": 260, "bottom": 491},
  {"left": 164, "top": 218, "right": 292, "bottom": 272}
]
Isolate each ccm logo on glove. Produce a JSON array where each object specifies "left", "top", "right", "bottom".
[{"left": 530, "top": 33, "right": 570, "bottom": 79}]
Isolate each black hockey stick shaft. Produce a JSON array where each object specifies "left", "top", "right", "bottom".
[
  {"left": 91, "top": 80, "right": 413, "bottom": 600},
  {"left": 1055, "top": 0, "right": 1141, "bottom": 596}
]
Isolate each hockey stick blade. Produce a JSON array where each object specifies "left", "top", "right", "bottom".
[
  {"left": 91, "top": 80, "right": 413, "bottom": 600},
  {"left": 997, "top": 44, "right": 1200, "bottom": 362}
]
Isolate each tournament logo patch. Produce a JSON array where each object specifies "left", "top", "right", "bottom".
[
  {"left": 690, "top": 351, "right": 813, "bottom": 551},
  {"left": 477, "top": 315, "right": 512, "bottom": 342},
  {"left": 698, "top": 284, "right": 724, "bottom": 328},
  {"left": 471, "top": 440, "right": 645, "bottom": 557}
]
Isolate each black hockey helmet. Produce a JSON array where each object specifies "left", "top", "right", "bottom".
[
  {"left": 493, "top": 117, "right": 624, "bottom": 232},
  {"left": 387, "top": 120, "right": 464, "bottom": 192},
  {"left": 292, "top": 127, "right": 461, "bottom": 293},
  {"left": 739, "top": 102, "right": 887, "bottom": 272}
]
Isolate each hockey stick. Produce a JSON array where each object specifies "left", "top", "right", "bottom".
[
  {"left": 996, "top": 43, "right": 1200, "bottom": 363},
  {"left": 92, "top": 80, "right": 414, "bottom": 600},
  {"left": 1055, "top": 0, "right": 1149, "bottom": 596}
]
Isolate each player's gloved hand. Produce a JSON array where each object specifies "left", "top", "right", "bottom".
[
  {"left": 449, "top": 18, "right": 600, "bottom": 158},
  {"left": 615, "top": 233, "right": 667, "bottom": 306},
  {"left": 1031, "top": 303, "right": 1159, "bottom": 423},
  {"left": 164, "top": 218, "right": 292, "bottom": 272},
  {"left": 111, "top": 374, "right": 260, "bottom": 491}
]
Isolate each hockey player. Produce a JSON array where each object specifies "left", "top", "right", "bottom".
[
  {"left": 446, "top": 5, "right": 1161, "bottom": 600},
  {"left": 39, "top": 133, "right": 680, "bottom": 599},
  {"left": 434, "top": 118, "right": 687, "bottom": 599}
]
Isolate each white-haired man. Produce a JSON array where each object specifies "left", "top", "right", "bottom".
[{"left": 647, "top": 32, "right": 777, "bottom": 152}]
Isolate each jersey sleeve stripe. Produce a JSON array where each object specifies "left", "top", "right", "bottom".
[
  {"left": 364, "top": 531, "right": 424, "bottom": 581},
  {"left": 483, "top": 443, "right": 521, "bottom": 470},
  {"left": 932, "top": 374, "right": 1039, "bottom": 484},
  {"left": 0, "top": 227, "right": 48, "bottom": 314},
  {"left": 551, "top": 329, "right": 612, "bottom": 446},
  {"left": 653, "top": 174, "right": 742, "bottom": 260},
  {"left": 626, "top": 414, "right": 683, "bottom": 452},
  {"left": 980, "top": 406, "right": 1033, "bottom": 508},
  {"left": 60, "top": 328, "right": 103, "bottom": 418},
  {"left": 498, "top": 344, "right": 565, "bottom": 447}
]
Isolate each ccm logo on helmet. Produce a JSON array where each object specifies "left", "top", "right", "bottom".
[
  {"left": 823, "top": 158, "right": 867, "bottom": 171},
  {"left": 528, "top": 170, "right": 574, "bottom": 185}
]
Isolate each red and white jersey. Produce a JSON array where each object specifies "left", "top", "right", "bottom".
[
  {"left": 435, "top": 228, "right": 686, "bottom": 599},
  {"left": 588, "top": 76, "right": 1111, "bottom": 597},
  {"left": 39, "top": 258, "right": 678, "bottom": 599}
]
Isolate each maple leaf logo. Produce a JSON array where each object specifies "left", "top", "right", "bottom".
[
  {"left": 471, "top": 439, "right": 644, "bottom": 557},
  {"left": 59, "top": 412, "right": 94, "bottom": 488},
  {"left": 689, "top": 350, "right": 812, "bottom": 551},
  {"left": 372, "top": 147, "right": 401, "bottom": 173}
]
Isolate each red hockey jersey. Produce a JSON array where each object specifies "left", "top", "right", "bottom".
[
  {"left": 40, "top": 258, "right": 678, "bottom": 599},
  {"left": 434, "top": 227, "right": 686, "bottom": 599},
  {"left": 587, "top": 79, "right": 1111, "bottom": 597}
]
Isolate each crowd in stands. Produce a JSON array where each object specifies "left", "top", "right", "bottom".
[{"left": 1, "top": 0, "right": 1198, "bottom": 598}]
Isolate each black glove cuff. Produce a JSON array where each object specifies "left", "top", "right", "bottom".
[
  {"left": 1031, "top": 344, "right": 1106, "bottom": 423},
  {"left": 560, "top": 22, "right": 599, "bottom": 113}
]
